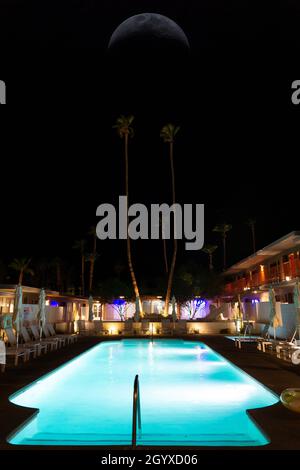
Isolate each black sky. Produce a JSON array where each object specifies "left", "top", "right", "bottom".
[{"left": 0, "top": 1, "right": 299, "bottom": 278}]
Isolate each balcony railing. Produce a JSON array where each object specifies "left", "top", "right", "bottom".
[{"left": 225, "top": 259, "right": 300, "bottom": 295}]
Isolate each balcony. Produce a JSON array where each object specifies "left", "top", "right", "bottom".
[{"left": 224, "top": 258, "right": 300, "bottom": 295}]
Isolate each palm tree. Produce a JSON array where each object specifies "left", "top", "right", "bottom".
[
  {"left": 52, "top": 257, "right": 62, "bottom": 291},
  {"left": 113, "top": 115, "right": 141, "bottom": 301},
  {"left": 87, "top": 225, "right": 98, "bottom": 294},
  {"left": 9, "top": 257, "right": 34, "bottom": 284},
  {"left": 213, "top": 223, "right": 232, "bottom": 270},
  {"left": 159, "top": 214, "right": 169, "bottom": 274},
  {"left": 73, "top": 239, "right": 86, "bottom": 296},
  {"left": 160, "top": 123, "right": 180, "bottom": 316},
  {"left": 246, "top": 218, "right": 256, "bottom": 253},
  {"left": 202, "top": 244, "right": 218, "bottom": 271}
]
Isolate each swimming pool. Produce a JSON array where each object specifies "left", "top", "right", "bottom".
[{"left": 8, "top": 339, "right": 278, "bottom": 446}]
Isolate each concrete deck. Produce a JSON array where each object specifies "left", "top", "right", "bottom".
[{"left": 1, "top": 335, "right": 300, "bottom": 450}]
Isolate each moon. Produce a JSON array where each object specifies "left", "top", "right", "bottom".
[{"left": 108, "top": 13, "right": 190, "bottom": 57}]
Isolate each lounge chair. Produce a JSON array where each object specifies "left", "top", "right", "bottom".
[
  {"left": 5, "top": 327, "right": 37, "bottom": 359},
  {"left": 258, "top": 330, "right": 298, "bottom": 356},
  {"left": 30, "top": 325, "right": 58, "bottom": 351},
  {"left": 47, "top": 323, "right": 77, "bottom": 344},
  {"left": 2, "top": 344, "right": 29, "bottom": 368},
  {"left": 275, "top": 332, "right": 299, "bottom": 360},
  {"left": 42, "top": 324, "right": 66, "bottom": 347},
  {"left": 0, "top": 340, "right": 29, "bottom": 372},
  {"left": 21, "top": 326, "right": 49, "bottom": 356}
]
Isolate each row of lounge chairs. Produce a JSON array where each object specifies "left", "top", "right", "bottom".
[
  {"left": 0, "top": 323, "right": 77, "bottom": 372},
  {"left": 234, "top": 326, "right": 300, "bottom": 365}
]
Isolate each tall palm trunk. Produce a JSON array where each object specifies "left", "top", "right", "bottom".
[
  {"left": 223, "top": 235, "right": 226, "bottom": 270},
  {"left": 209, "top": 254, "right": 213, "bottom": 271},
  {"left": 251, "top": 224, "right": 256, "bottom": 253},
  {"left": 124, "top": 134, "right": 140, "bottom": 300},
  {"left": 164, "top": 141, "right": 177, "bottom": 316},
  {"left": 56, "top": 262, "right": 61, "bottom": 291},
  {"left": 160, "top": 215, "right": 169, "bottom": 274},
  {"left": 81, "top": 242, "right": 85, "bottom": 296},
  {"left": 163, "top": 239, "right": 169, "bottom": 274},
  {"left": 19, "top": 270, "right": 24, "bottom": 285},
  {"left": 89, "top": 232, "right": 97, "bottom": 293}
]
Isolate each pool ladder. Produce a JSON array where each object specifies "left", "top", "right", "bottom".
[{"left": 132, "top": 374, "right": 142, "bottom": 447}]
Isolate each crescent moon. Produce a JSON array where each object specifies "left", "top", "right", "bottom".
[{"left": 108, "top": 13, "right": 190, "bottom": 53}]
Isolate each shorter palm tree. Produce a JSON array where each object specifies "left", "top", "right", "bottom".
[
  {"left": 87, "top": 226, "right": 98, "bottom": 294},
  {"left": 202, "top": 244, "right": 218, "bottom": 271},
  {"left": 213, "top": 223, "right": 232, "bottom": 270},
  {"left": 73, "top": 239, "right": 86, "bottom": 296},
  {"left": 9, "top": 258, "right": 34, "bottom": 285}
]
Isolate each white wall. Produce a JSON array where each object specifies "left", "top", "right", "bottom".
[{"left": 257, "top": 301, "right": 297, "bottom": 340}]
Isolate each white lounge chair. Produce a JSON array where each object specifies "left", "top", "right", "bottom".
[
  {"left": 5, "top": 327, "right": 37, "bottom": 359},
  {"left": 42, "top": 324, "right": 66, "bottom": 347},
  {"left": 3, "top": 344, "right": 29, "bottom": 368},
  {"left": 30, "top": 325, "right": 58, "bottom": 351},
  {"left": 21, "top": 327, "right": 49, "bottom": 356},
  {"left": 47, "top": 323, "right": 77, "bottom": 344}
]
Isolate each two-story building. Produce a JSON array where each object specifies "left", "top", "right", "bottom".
[{"left": 222, "top": 231, "right": 300, "bottom": 339}]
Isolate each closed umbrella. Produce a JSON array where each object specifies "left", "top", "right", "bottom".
[
  {"left": 238, "top": 295, "right": 244, "bottom": 321},
  {"left": 12, "top": 284, "right": 23, "bottom": 348},
  {"left": 293, "top": 280, "right": 300, "bottom": 339},
  {"left": 134, "top": 296, "right": 140, "bottom": 322},
  {"left": 171, "top": 296, "right": 177, "bottom": 322},
  {"left": 88, "top": 296, "right": 94, "bottom": 322},
  {"left": 37, "top": 288, "right": 46, "bottom": 341},
  {"left": 269, "top": 288, "right": 282, "bottom": 340}
]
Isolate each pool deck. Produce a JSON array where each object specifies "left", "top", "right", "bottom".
[{"left": 1, "top": 335, "right": 300, "bottom": 450}]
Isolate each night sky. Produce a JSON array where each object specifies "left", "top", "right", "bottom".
[{"left": 0, "top": 1, "right": 299, "bottom": 281}]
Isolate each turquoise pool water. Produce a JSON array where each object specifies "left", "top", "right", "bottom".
[{"left": 8, "top": 339, "right": 278, "bottom": 446}]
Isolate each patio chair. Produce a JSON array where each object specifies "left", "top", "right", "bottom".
[
  {"left": 275, "top": 332, "right": 299, "bottom": 359},
  {"left": 30, "top": 325, "right": 58, "bottom": 351},
  {"left": 21, "top": 326, "right": 49, "bottom": 356},
  {"left": 2, "top": 344, "right": 29, "bottom": 368},
  {"left": 47, "top": 323, "right": 77, "bottom": 344},
  {"left": 42, "top": 324, "right": 66, "bottom": 347},
  {"left": 4, "top": 327, "right": 37, "bottom": 359}
]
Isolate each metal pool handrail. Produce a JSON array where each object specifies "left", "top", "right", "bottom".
[{"left": 132, "top": 374, "right": 142, "bottom": 447}]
